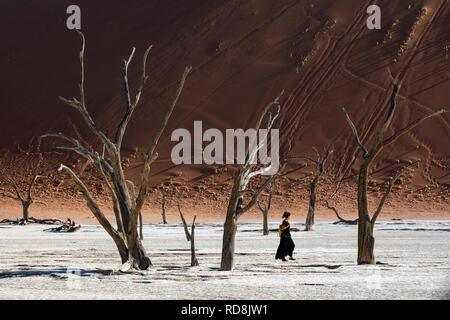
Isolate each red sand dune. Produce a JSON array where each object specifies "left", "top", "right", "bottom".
[{"left": 0, "top": 0, "right": 448, "bottom": 222}]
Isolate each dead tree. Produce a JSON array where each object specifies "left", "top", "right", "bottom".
[
  {"left": 220, "top": 91, "right": 285, "bottom": 271},
  {"left": 322, "top": 200, "right": 358, "bottom": 225},
  {"left": 178, "top": 203, "right": 191, "bottom": 241},
  {"left": 256, "top": 178, "right": 275, "bottom": 235},
  {"left": 291, "top": 147, "right": 333, "bottom": 231},
  {"left": 190, "top": 216, "right": 199, "bottom": 266},
  {"left": 342, "top": 72, "right": 447, "bottom": 264},
  {"left": 41, "top": 31, "right": 191, "bottom": 270},
  {"left": 0, "top": 217, "right": 63, "bottom": 225},
  {"left": 161, "top": 190, "right": 168, "bottom": 224},
  {"left": 0, "top": 155, "right": 47, "bottom": 223},
  {"left": 178, "top": 204, "right": 199, "bottom": 266}
]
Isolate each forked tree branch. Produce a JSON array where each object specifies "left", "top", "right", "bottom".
[
  {"left": 0, "top": 192, "right": 20, "bottom": 201},
  {"left": 58, "top": 31, "right": 116, "bottom": 155},
  {"left": 115, "top": 45, "right": 153, "bottom": 149},
  {"left": 40, "top": 133, "right": 113, "bottom": 173},
  {"left": 237, "top": 163, "right": 285, "bottom": 218},
  {"left": 0, "top": 155, "right": 45, "bottom": 205},
  {"left": 146, "top": 66, "right": 192, "bottom": 160},
  {"left": 0, "top": 169, "right": 24, "bottom": 202},
  {"left": 374, "top": 78, "right": 402, "bottom": 146},
  {"left": 244, "top": 91, "right": 283, "bottom": 169},
  {"left": 342, "top": 107, "right": 369, "bottom": 158},
  {"left": 256, "top": 178, "right": 276, "bottom": 213}
]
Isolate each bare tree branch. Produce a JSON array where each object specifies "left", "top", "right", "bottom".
[
  {"left": 0, "top": 169, "right": 24, "bottom": 202},
  {"left": 115, "top": 45, "right": 153, "bottom": 149},
  {"left": 371, "top": 166, "right": 406, "bottom": 224},
  {"left": 58, "top": 164, "right": 123, "bottom": 243},
  {"left": 95, "top": 153, "right": 124, "bottom": 234},
  {"left": 40, "top": 133, "right": 112, "bottom": 173},
  {"left": 342, "top": 107, "right": 368, "bottom": 158},
  {"left": 374, "top": 79, "right": 401, "bottom": 146},
  {"left": 178, "top": 203, "right": 191, "bottom": 242},
  {"left": 0, "top": 192, "right": 20, "bottom": 201},
  {"left": 237, "top": 163, "right": 285, "bottom": 218},
  {"left": 382, "top": 109, "right": 447, "bottom": 147},
  {"left": 58, "top": 31, "right": 115, "bottom": 155},
  {"left": 134, "top": 66, "right": 192, "bottom": 216}
]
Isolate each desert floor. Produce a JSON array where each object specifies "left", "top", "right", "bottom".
[{"left": 0, "top": 219, "right": 449, "bottom": 299}]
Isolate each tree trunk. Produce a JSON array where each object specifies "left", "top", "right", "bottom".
[
  {"left": 162, "top": 192, "right": 167, "bottom": 224},
  {"left": 123, "top": 229, "right": 152, "bottom": 269},
  {"left": 221, "top": 210, "right": 237, "bottom": 271},
  {"left": 115, "top": 181, "right": 152, "bottom": 270},
  {"left": 191, "top": 216, "right": 199, "bottom": 266},
  {"left": 358, "top": 217, "right": 375, "bottom": 264},
  {"left": 22, "top": 201, "right": 30, "bottom": 222},
  {"left": 178, "top": 205, "right": 191, "bottom": 242},
  {"left": 262, "top": 211, "right": 269, "bottom": 235},
  {"left": 304, "top": 178, "right": 318, "bottom": 231},
  {"left": 136, "top": 240, "right": 152, "bottom": 269},
  {"left": 139, "top": 211, "right": 143, "bottom": 240},
  {"left": 342, "top": 78, "right": 446, "bottom": 265},
  {"left": 357, "top": 162, "right": 375, "bottom": 264}
]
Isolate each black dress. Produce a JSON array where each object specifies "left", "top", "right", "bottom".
[{"left": 275, "top": 220, "right": 295, "bottom": 260}]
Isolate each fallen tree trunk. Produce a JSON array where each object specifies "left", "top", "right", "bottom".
[
  {"left": 0, "top": 217, "right": 64, "bottom": 225},
  {"left": 44, "top": 220, "right": 81, "bottom": 232}
]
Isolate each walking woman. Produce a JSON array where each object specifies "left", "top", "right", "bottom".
[{"left": 275, "top": 211, "right": 296, "bottom": 261}]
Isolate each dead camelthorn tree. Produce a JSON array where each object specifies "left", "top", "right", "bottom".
[
  {"left": 291, "top": 147, "right": 333, "bottom": 231},
  {"left": 220, "top": 91, "right": 285, "bottom": 271},
  {"left": 342, "top": 72, "right": 447, "bottom": 264},
  {"left": 178, "top": 204, "right": 199, "bottom": 266},
  {"left": 161, "top": 190, "right": 168, "bottom": 224},
  {"left": 178, "top": 203, "right": 191, "bottom": 241},
  {"left": 41, "top": 31, "right": 191, "bottom": 270},
  {"left": 256, "top": 178, "right": 276, "bottom": 235},
  {"left": 0, "top": 155, "right": 47, "bottom": 224}
]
